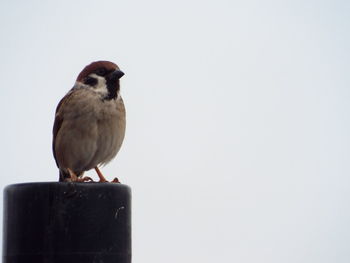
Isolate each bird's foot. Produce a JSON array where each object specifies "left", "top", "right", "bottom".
[
  {"left": 94, "top": 167, "right": 120, "bottom": 183},
  {"left": 67, "top": 168, "right": 93, "bottom": 182},
  {"left": 75, "top": 176, "right": 94, "bottom": 182},
  {"left": 97, "top": 177, "right": 120, "bottom": 183},
  {"left": 95, "top": 167, "right": 109, "bottom": 183},
  {"left": 66, "top": 176, "right": 94, "bottom": 183},
  {"left": 98, "top": 178, "right": 108, "bottom": 183}
]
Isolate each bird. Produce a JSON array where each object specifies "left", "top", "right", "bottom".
[{"left": 52, "top": 61, "right": 126, "bottom": 182}]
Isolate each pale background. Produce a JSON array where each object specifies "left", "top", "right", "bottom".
[{"left": 1, "top": 0, "right": 349, "bottom": 262}]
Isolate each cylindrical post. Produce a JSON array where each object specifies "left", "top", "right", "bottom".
[{"left": 3, "top": 182, "right": 131, "bottom": 263}]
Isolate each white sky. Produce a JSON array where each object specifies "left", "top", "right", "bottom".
[{"left": 1, "top": 0, "right": 349, "bottom": 262}]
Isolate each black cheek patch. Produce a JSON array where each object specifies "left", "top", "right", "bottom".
[{"left": 85, "top": 77, "right": 98, "bottom": 86}]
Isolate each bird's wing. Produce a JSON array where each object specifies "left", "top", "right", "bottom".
[{"left": 52, "top": 90, "right": 74, "bottom": 167}]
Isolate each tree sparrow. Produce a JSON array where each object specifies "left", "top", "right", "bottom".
[{"left": 52, "top": 61, "right": 126, "bottom": 182}]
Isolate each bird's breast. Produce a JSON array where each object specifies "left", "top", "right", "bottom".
[{"left": 91, "top": 96, "right": 126, "bottom": 166}]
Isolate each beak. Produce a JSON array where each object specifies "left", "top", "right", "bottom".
[{"left": 110, "top": 69, "right": 125, "bottom": 80}]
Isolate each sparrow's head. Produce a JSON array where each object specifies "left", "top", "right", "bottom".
[{"left": 76, "top": 61, "right": 124, "bottom": 100}]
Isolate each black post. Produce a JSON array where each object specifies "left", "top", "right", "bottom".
[{"left": 3, "top": 182, "right": 131, "bottom": 263}]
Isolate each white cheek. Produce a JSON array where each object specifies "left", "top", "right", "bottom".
[{"left": 89, "top": 74, "right": 108, "bottom": 96}]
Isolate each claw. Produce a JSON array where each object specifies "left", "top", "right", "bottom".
[
  {"left": 94, "top": 167, "right": 121, "bottom": 183},
  {"left": 111, "top": 177, "right": 120, "bottom": 183}
]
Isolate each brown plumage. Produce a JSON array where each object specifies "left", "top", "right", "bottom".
[{"left": 52, "top": 61, "right": 126, "bottom": 182}]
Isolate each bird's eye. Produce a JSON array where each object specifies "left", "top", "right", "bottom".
[
  {"left": 96, "top": 68, "right": 107, "bottom": 76},
  {"left": 85, "top": 76, "right": 97, "bottom": 86}
]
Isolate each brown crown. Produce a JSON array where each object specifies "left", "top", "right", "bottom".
[{"left": 76, "top": 61, "right": 120, "bottom": 81}]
